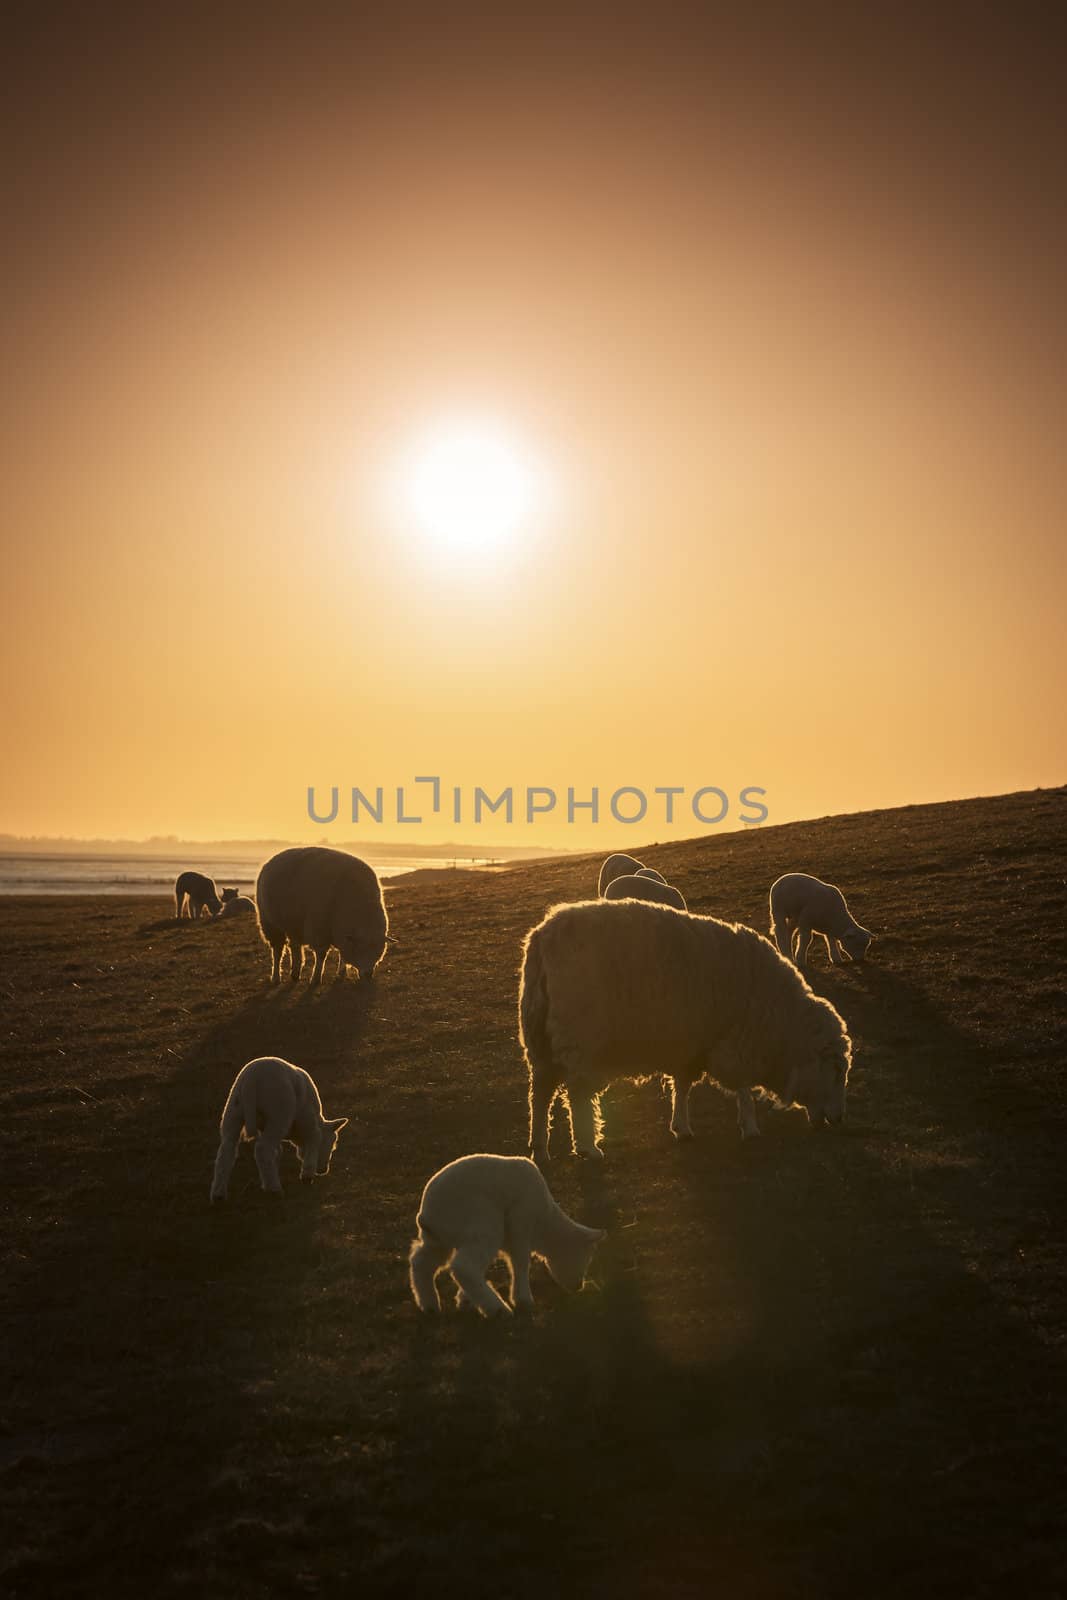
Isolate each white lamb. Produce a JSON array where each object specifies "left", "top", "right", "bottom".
[
  {"left": 217, "top": 888, "right": 256, "bottom": 918},
  {"left": 769, "top": 873, "right": 873, "bottom": 970},
  {"left": 210, "top": 1056, "right": 349, "bottom": 1202},
  {"left": 597, "top": 853, "right": 645, "bottom": 896},
  {"left": 604, "top": 874, "right": 687, "bottom": 911},
  {"left": 408, "top": 1154, "right": 605, "bottom": 1317}
]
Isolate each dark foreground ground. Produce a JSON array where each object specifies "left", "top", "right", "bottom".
[{"left": 2, "top": 788, "right": 1066, "bottom": 1598}]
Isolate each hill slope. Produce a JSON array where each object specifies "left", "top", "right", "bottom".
[{"left": 2, "top": 786, "right": 1066, "bottom": 1597}]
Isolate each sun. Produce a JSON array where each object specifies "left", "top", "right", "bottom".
[{"left": 397, "top": 419, "right": 548, "bottom": 556}]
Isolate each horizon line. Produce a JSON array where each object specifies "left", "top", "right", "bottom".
[{"left": 1, "top": 783, "right": 1063, "bottom": 859}]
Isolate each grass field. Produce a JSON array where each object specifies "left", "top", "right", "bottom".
[{"left": 3, "top": 787, "right": 1066, "bottom": 1598}]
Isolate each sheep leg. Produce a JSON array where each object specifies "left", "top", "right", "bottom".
[
  {"left": 289, "top": 941, "right": 303, "bottom": 982},
  {"left": 508, "top": 1252, "right": 535, "bottom": 1311},
  {"left": 528, "top": 1067, "right": 558, "bottom": 1161},
  {"left": 794, "top": 923, "right": 814, "bottom": 969},
  {"left": 259, "top": 918, "right": 284, "bottom": 984},
  {"left": 569, "top": 1092, "right": 603, "bottom": 1160},
  {"left": 307, "top": 948, "right": 323, "bottom": 987},
  {"left": 409, "top": 1234, "right": 449, "bottom": 1312},
  {"left": 834, "top": 938, "right": 853, "bottom": 962},
  {"left": 253, "top": 1136, "right": 284, "bottom": 1193},
  {"left": 824, "top": 933, "right": 842, "bottom": 964},
  {"left": 449, "top": 1245, "right": 513, "bottom": 1317},
  {"left": 737, "top": 1087, "right": 761, "bottom": 1139},
  {"left": 335, "top": 949, "right": 347, "bottom": 979},
  {"left": 210, "top": 1132, "right": 241, "bottom": 1201},
  {"left": 774, "top": 916, "right": 794, "bottom": 959},
  {"left": 505, "top": 1223, "right": 536, "bottom": 1309},
  {"left": 669, "top": 1071, "right": 695, "bottom": 1140}
]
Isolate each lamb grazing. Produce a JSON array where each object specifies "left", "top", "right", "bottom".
[
  {"left": 604, "top": 874, "right": 687, "bottom": 911},
  {"left": 210, "top": 1056, "right": 348, "bottom": 1201},
  {"left": 597, "top": 853, "right": 645, "bottom": 896},
  {"left": 408, "top": 1154, "right": 605, "bottom": 1317},
  {"left": 256, "top": 846, "right": 389, "bottom": 986},
  {"left": 217, "top": 887, "right": 256, "bottom": 918},
  {"left": 634, "top": 867, "right": 668, "bottom": 884},
  {"left": 769, "top": 873, "right": 873, "bottom": 971},
  {"left": 520, "top": 899, "right": 852, "bottom": 1160},
  {"left": 174, "top": 870, "right": 222, "bottom": 920}
]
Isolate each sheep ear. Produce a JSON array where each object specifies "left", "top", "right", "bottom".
[{"left": 329, "top": 1116, "right": 349, "bottom": 1130}]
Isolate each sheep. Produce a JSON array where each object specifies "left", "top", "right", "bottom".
[
  {"left": 408, "top": 1154, "right": 605, "bottom": 1317},
  {"left": 634, "top": 867, "right": 668, "bottom": 884},
  {"left": 604, "top": 874, "right": 687, "bottom": 911},
  {"left": 210, "top": 1056, "right": 349, "bottom": 1201},
  {"left": 520, "top": 899, "right": 852, "bottom": 1160},
  {"left": 256, "top": 846, "right": 389, "bottom": 986},
  {"left": 597, "top": 853, "right": 645, "bottom": 896},
  {"left": 217, "top": 887, "right": 256, "bottom": 918},
  {"left": 769, "top": 873, "right": 873, "bottom": 971},
  {"left": 174, "top": 870, "right": 222, "bottom": 920}
]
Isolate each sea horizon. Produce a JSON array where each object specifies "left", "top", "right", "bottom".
[{"left": 0, "top": 849, "right": 505, "bottom": 895}]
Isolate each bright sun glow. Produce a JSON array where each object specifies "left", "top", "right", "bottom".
[{"left": 398, "top": 420, "right": 548, "bottom": 555}]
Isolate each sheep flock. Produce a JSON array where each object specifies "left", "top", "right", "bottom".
[{"left": 182, "top": 845, "right": 873, "bottom": 1317}]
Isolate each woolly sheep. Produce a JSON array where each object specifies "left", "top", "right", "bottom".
[
  {"left": 520, "top": 899, "right": 852, "bottom": 1159},
  {"left": 634, "top": 867, "right": 668, "bottom": 884},
  {"left": 210, "top": 1056, "right": 349, "bottom": 1201},
  {"left": 597, "top": 853, "right": 645, "bottom": 896},
  {"left": 604, "top": 874, "right": 687, "bottom": 911},
  {"left": 769, "top": 873, "right": 873, "bottom": 970},
  {"left": 217, "top": 888, "right": 256, "bottom": 918},
  {"left": 174, "top": 870, "right": 222, "bottom": 920},
  {"left": 408, "top": 1154, "right": 605, "bottom": 1317},
  {"left": 256, "top": 846, "right": 389, "bottom": 986}
]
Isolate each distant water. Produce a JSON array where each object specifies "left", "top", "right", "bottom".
[{"left": 0, "top": 852, "right": 470, "bottom": 895}]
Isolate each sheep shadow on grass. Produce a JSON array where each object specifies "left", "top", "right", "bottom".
[
  {"left": 376, "top": 961, "right": 1067, "bottom": 1599},
  {"left": 2, "top": 947, "right": 384, "bottom": 1597}
]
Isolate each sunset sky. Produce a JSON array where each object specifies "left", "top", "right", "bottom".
[{"left": 3, "top": 7, "right": 1064, "bottom": 847}]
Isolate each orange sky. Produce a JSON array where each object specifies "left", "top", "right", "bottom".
[{"left": 3, "top": 8, "right": 1065, "bottom": 847}]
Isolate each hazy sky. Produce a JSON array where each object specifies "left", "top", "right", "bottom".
[{"left": 3, "top": 6, "right": 1065, "bottom": 846}]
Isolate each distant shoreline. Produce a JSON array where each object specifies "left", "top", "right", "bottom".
[
  {"left": 0, "top": 850, "right": 509, "bottom": 895},
  {"left": 0, "top": 836, "right": 573, "bottom": 861}
]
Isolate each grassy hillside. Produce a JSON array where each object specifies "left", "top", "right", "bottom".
[{"left": 2, "top": 786, "right": 1066, "bottom": 1597}]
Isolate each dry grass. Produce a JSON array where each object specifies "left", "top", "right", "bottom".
[{"left": 2, "top": 787, "right": 1066, "bottom": 1597}]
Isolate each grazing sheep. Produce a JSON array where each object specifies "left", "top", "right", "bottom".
[
  {"left": 210, "top": 1056, "right": 348, "bottom": 1201},
  {"left": 408, "top": 1154, "right": 605, "bottom": 1317},
  {"left": 770, "top": 873, "right": 873, "bottom": 970},
  {"left": 520, "top": 899, "right": 852, "bottom": 1160},
  {"left": 256, "top": 846, "right": 389, "bottom": 986},
  {"left": 174, "top": 870, "right": 222, "bottom": 920},
  {"left": 634, "top": 867, "right": 668, "bottom": 884},
  {"left": 597, "top": 853, "right": 645, "bottom": 896},
  {"left": 604, "top": 874, "right": 687, "bottom": 911},
  {"left": 217, "top": 888, "right": 256, "bottom": 918}
]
